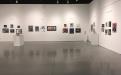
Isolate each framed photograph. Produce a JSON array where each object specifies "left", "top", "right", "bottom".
[
  {"left": 16, "top": 29, "right": 22, "bottom": 34},
  {"left": 101, "top": 24, "right": 105, "bottom": 32},
  {"left": 76, "top": 28, "right": 81, "bottom": 33},
  {"left": 17, "top": 25, "right": 21, "bottom": 28},
  {"left": 2, "top": 28, "right": 9, "bottom": 33},
  {"left": 105, "top": 29, "right": 108, "bottom": 35},
  {"left": 4, "top": 25, "right": 7, "bottom": 28},
  {"left": 70, "top": 23, "right": 74, "bottom": 27},
  {"left": 41, "top": 26, "right": 46, "bottom": 32},
  {"left": 35, "top": 26, "right": 39, "bottom": 32},
  {"left": 70, "top": 28, "right": 74, "bottom": 34},
  {"left": 28, "top": 26, "right": 33, "bottom": 32},
  {"left": 47, "top": 26, "right": 56, "bottom": 31},
  {"left": 64, "top": 24, "right": 67, "bottom": 27},
  {"left": 63, "top": 28, "right": 68, "bottom": 33},
  {"left": 109, "top": 21, "right": 111, "bottom": 27},
  {"left": 10, "top": 29, "right": 15, "bottom": 33},
  {"left": 112, "top": 23, "right": 117, "bottom": 32},
  {"left": 108, "top": 29, "right": 111, "bottom": 35},
  {"left": 10, "top": 24, "right": 14, "bottom": 28}
]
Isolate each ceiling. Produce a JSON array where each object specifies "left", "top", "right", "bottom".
[{"left": 0, "top": 0, "right": 93, "bottom": 4}]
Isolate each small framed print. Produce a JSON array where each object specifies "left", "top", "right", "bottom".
[
  {"left": 64, "top": 24, "right": 67, "bottom": 27},
  {"left": 101, "top": 24, "right": 105, "bottom": 32},
  {"left": 4, "top": 25, "right": 7, "bottom": 28},
  {"left": 76, "top": 28, "right": 81, "bottom": 33},
  {"left": 108, "top": 29, "right": 111, "bottom": 35},
  {"left": 112, "top": 23, "right": 117, "bottom": 32},
  {"left": 70, "top": 23, "right": 74, "bottom": 27},
  {"left": 2, "top": 28, "right": 9, "bottom": 33},
  {"left": 105, "top": 29, "right": 108, "bottom": 35},
  {"left": 41, "top": 26, "right": 46, "bottom": 32},
  {"left": 10, "top": 24, "right": 14, "bottom": 28},
  {"left": 28, "top": 26, "right": 33, "bottom": 32},
  {"left": 35, "top": 26, "right": 39, "bottom": 32},
  {"left": 10, "top": 29, "right": 15, "bottom": 33},
  {"left": 109, "top": 21, "right": 111, "bottom": 27},
  {"left": 47, "top": 26, "right": 56, "bottom": 31},
  {"left": 17, "top": 25, "right": 21, "bottom": 28},
  {"left": 63, "top": 28, "right": 68, "bottom": 33},
  {"left": 70, "top": 28, "right": 74, "bottom": 34}
]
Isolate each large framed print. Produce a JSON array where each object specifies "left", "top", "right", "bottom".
[{"left": 47, "top": 26, "right": 56, "bottom": 31}]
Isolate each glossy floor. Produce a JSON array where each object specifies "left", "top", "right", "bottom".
[{"left": 0, "top": 42, "right": 121, "bottom": 75}]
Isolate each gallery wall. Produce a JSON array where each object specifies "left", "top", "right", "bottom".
[
  {"left": 89, "top": 0, "right": 121, "bottom": 54},
  {"left": 0, "top": 4, "right": 89, "bottom": 41}
]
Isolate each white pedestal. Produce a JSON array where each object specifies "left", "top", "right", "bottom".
[{"left": 13, "top": 35, "right": 24, "bottom": 46}]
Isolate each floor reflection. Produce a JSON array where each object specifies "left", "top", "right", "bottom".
[{"left": 0, "top": 42, "right": 121, "bottom": 75}]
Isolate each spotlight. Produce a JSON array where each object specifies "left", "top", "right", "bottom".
[
  {"left": 16, "top": 0, "right": 18, "bottom": 3},
  {"left": 76, "top": 0, "right": 79, "bottom": 2},
  {"left": 67, "top": 0, "right": 69, "bottom": 4},
  {"left": 57, "top": 0, "right": 59, "bottom": 4}
]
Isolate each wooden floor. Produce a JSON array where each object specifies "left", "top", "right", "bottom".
[{"left": 0, "top": 42, "right": 121, "bottom": 75}]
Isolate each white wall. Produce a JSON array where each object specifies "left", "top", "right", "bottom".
[
  {"left": 89, "top": 0, "right": 121, "bottom": 54},
  {"left": 0, "top": 4, "right": 89, "bottom": 42}
]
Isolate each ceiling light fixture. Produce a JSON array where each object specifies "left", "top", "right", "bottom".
[
  {"left": 67, "top": 0, "right": 69, "bottom": 4},
  {"left": 76, "top": 0, "right": 79, "bottom": 2},
  {"left": 16, "top": 0, "right": 18, "bottom": 3},
  {"left": 57, "top": 0, "right": 59, "bottom": 4}
]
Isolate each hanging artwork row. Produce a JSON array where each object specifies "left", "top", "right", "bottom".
[
  {"left": 62, "top": 23, "right": 81, "bottom": 34},
  {"left": 101, "top": 21, "right": 117, "bottom": 36},
  {"left": 28, "top": 25, "right": 56, "bottom": 32},
  {"left": 2, "top": 24, "right": 22, "bottom": 34}
]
